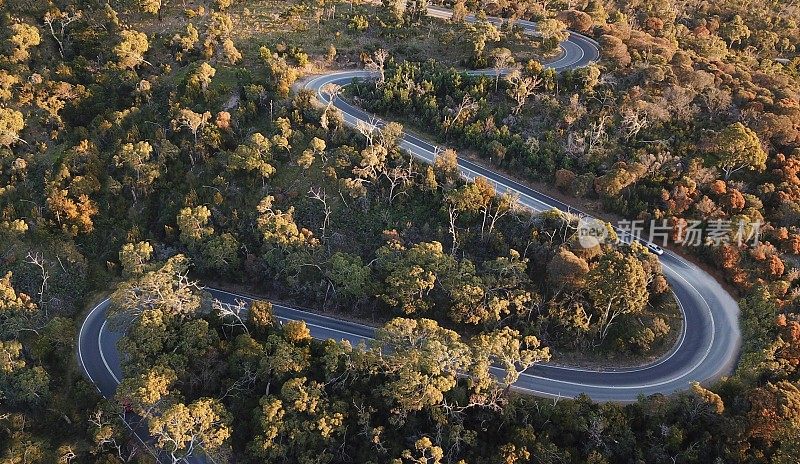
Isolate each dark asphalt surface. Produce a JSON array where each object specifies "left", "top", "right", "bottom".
[{"left": 77, "top": 6, "right": 741, "bottom": 462}]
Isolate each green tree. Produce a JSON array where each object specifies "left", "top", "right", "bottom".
[
  {"left": 324, "top": 252, "right": 371, "bottom": 303},
  {"left": 258, "top": 334, "right": 310, "bottom": 383},
  {"left": 259, "top": 46, "right": 298, "bottom": 97},
  {"left": 394, "top": 437, "right": 444, "bottom": 464},
  {"left": 90, "top": 404, "right": 140, "bottom": 460},
  {"left": 177, "top": 205, "right": 214, "bottom": 246},
  {"left": 174, "top": 108, "right": 211, "bottom": 147},
  {"left": 451, "top": 0, "right": 467, "bottom": 23},
  {"left": 7, "top": 23, "right": 40, "bottom": 63},
  {"left": 587, "top": 251, "right": 650, "bottom": 341},
  {"left": 116, "top": 365, "right": 177, "bottom": 417},
  {"left": 505, "top": 70, "right": 540, "bottom": 115},
  {"left": 0, "top": 107, "right": 25, "bottom": 147},
  {"left": 348, "top": 14, "right": 369, "bottom": 31},
  {"left": 383, "top": 0, "right": 406, "bottom": 24},
  {"left": 434, "top": 148, "right": 460, "bottom": 185},
  {"left": 228, "top": 132, "right": 275, "bottom": 182},
  {"left": 114, "top": 141, "right": 160, "bottom": 202},
  {"left": 282, "top": 320, "right": 311, "bottom": 344},
  {"left": 585, "top": 0, "right": 609, "bottom": 23},
  {"left": 468, "top": 20, "right": 501, "bottom": 63},
  {"left": 139, "top": 0, "right": 164, "bottom": 20},
  {"left": 712, "top": 122, "right": 767, "bottom": 180},
  {"left": 406, "top": 0, "right": 430, "bottom": 23},
  {"left": 216, "top": 0, "right": 233, "bottom": 10},
  {"left": 250, "top": 396, "right": 286, "bottom": 458},
  {"left": 114, "top": 29, "right": 149, "bottom": 69},
  {"left": 691, "top": 381, "right": 725, "bottom": 414},
  {"left": 297, "top": 137, "right": 326, "bottom": 170},
  {"left": 720, "top": 15, "right": 750, "bottom": 47},
  {"left": 377, "top": 241, "right": 455, "bottom": 314},
  {"left": 110, "top": 255, "right": 202, "bottom": 324},
  {"left": 149, "top": 398, "right": 231, "bottom": 462},
  {"left": 449, "top": 251, "right": 533, "bottom": 325},
  {"left": 187, "top": 62, "right": 216, "bottom": 95},
  {"left": 471, "top": 327, "right": 549, "bottom": 389},
  {"left": 0, "top": 70, "right": 19, "bottom": 102},
  {"left": 256, "top": 196, "right": 317, "bottom": 250},
  {"left": 489, "top": 47, "right": 514, "bottom": 91},
  {"left": 119, "top": 241, "right": 154, "bottom": 276},
  {"left": 0, "top": 272, "right": 39, "bottom": 337},
  {"left": 202, "top": 12, "right": 235, "bottom": 59},
  {"left": 376, "top": 318, "right": 471, "bottom": 411},
  {"left": 538, "top": 19, "right": 568, "bottom": 53},
  {"left": 172, "top": 23, "right": 199, "bottom": 54},
  {"left": 0, "top": 342, "right": 49, "bottom": 406},
  {"left": 248, "top": 300, "right": 275, "bottom": 335},
  {"left": 447, "top": 177, "right": 513, "bottom": 241},
  {"left": 221, "top": 38, "right": 242, "bottom": 64},
  {"left": 202, "top": 233, "right": 240, "bottom": 274},
  {"left": 251, "top": 376, "right": 344, "bottom": 462}
]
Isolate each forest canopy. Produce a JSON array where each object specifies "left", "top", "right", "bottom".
[{"left": 0, "top": 0, "right": 799, "bottom": 463}]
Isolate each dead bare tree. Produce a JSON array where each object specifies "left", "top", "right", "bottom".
[
  {"left": 382, "top": 159, "right": 414, "bottom": 205},
  {"left": 219, "top": 364, "right": 258, "bottom": 400},
  {"left": 321, "top": 83, "right": 341, "bottom": 109},
  {"left": 586, "top": 114, "right": 609, "bottom": 155},
  {"left": 355, "top": 116, "right": 380, "bottom": 146},
  {"left": 308, "top": 187, "right": 333, "bottom": 239},
  {"left": 43, "top": 8, "right": 82, "bottom": 57},
  {"left": 89, "top": 410, "right": 139, "bottom": 462},
  {"left": 213, "top": 299, "right": 249, "bottom": 335},
  {"left": 505, "top": 70, "right": 541, "bottom": 115},
  {"left": 484, "top": 192, "right": 518, "bottom": 240},
  {"left": 364, "top": 49, "right": 389, "bottom": 86},
  {"left": 620, "top": 106, "right": 649, "bottom": 141},
  {"left": 58, "top": 446, "right": 77, "bottom": 464},
  {"left": 25, "top": 251, "right": 50, "bottom": 315},
  {"left": 320, "top": 83, "right": 342, "bottom": 131},
  {"left": 443, "top": 94, "right": 477, "bottom": 133},
  {"left": 447, "top": 203, "right": 459, "bottom": 255},
  {"left": 319, "top": 84, "right": 342, "bottom": 130},
  {"left": 440, "top": 387, "right": 507, "bottom": 416}
]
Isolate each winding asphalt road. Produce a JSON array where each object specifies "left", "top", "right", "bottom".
[
  {"left": 300, "top": 6, "right": 740, "bottom": 401},
  {"left": 77, "top": 5, "right": 741, "bottom": 462}
]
